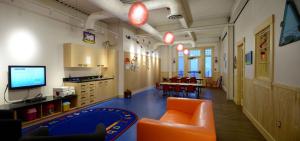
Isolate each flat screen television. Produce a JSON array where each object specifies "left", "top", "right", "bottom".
[{"left": 8, "top": 66, "right": 46, "bottom": 90}]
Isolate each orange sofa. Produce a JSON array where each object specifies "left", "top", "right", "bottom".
[{"left": 137, "top": 97, "right": 216, "bottom": 141}]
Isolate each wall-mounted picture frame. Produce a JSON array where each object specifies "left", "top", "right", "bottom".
[
  {"left": 83, "top": 31, "right": 96, "bottom": 44},
  {"left": 279, "top": 0, "right": 300, "bottom": 46},
  {"left": 245, "top": 51, "right": 253, "bottom": 65}
]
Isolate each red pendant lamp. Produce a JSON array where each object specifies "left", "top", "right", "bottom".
[
  {"left": 128, "top": 2, "right": 149, "bottom": 27},
  {"left": 176, "top": 44, "right": 184, "bottom": 51},
  {"left": 163, "top": 32, "right": 175, "bottom": 45},
  {"left": 183, "top": 48, "right": 189, "bottom": 55}
]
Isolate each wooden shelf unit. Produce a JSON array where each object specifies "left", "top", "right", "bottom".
[{"left": 0, "top": 95, "right": 78, "bottom": 126}]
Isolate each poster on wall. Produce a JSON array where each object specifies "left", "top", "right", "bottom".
[
  {"left": 279, "top": 0, "right": 300, "bottom": 46},
  {"left": 245, "top": 51, "right": 253, "bottom": 65},
  {"left": 83, "top": 31, "right": 96, "bottom": 44}
]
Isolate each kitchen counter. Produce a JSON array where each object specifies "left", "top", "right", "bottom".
[{"left": 63, "top": 76, "right": 114, "bottom": 83}]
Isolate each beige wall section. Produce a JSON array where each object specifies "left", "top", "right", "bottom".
[
  {"left": 124, "top": 52, "right": 160, "bottom": 93},
  {"left": 243, "top": 79, "right": 300, "bottom": 141},
  {"left": 234, "top": 0, "right": 300, "bottom": 141}
]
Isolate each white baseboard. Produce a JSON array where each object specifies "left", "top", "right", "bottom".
[
  {"left": 132, "top": 85, "right": 155, "bottom": 95},
  {"left": 243, "top": 108, "right": 276, "bottom": 141},
  {"left": 222, "top": 85, "right": 227, "bottom": 92},
  {"left": 117, "top": 86, "right": 155, "bottom": 98}
]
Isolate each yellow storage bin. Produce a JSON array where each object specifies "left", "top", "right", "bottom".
[{"left": 63, "top": 102, "right": 70, "bottom": 112}]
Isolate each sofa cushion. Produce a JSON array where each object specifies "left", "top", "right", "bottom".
[{"left": 160, "top": 110, "right": 193, "bottom": 125}]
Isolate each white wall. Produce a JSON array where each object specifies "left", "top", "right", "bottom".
[
  {"left": 0, "top": 1, "right": 108, "bottom": 104},
  {"left": 234, "top": 0, "right": 300, "bottom": 87},
  {"left": 220, "top": 25, "right": 234, "bottom": 99}
]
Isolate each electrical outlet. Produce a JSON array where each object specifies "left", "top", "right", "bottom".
[{"left": 276, "top": 121, "right": 281, "bottom": 128}]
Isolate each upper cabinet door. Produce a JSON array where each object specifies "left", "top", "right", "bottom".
[
  {"left": 63, "top": 43, "right": 98, "bottom": 68},
  {"left": 95, "top": 47, "right": 108, "bottom": 68}
]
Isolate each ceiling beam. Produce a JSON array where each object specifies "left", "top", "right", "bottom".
[
  {"left": 179, "top": 0, "right": 193, "bottom": 25},
  {"left": 188, "top": 32, "right": 197, "bottom": 41},
  {"left": 137, "top": 23, "right": 228, "bottom": 36},
  {"left": 229, "top": 0, "right": 248, "bottom": 23},
  {"left": 137, "top": 17, "right": 229, "bottom": 34}
]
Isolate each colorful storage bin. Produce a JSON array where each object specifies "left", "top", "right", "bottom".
[
  {"left": 63, "top": 102, "right": 70, "bottom": 112},
  {"left": 25, "top": 108, "right": 37, "bottom": 121}
]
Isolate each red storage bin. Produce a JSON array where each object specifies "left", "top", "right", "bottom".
[
  {"left": 45, "top": 103, "right": 54, "bottom": 115},
  {"left": 25, "top": 108, "right": 37, "bottom": 121}
]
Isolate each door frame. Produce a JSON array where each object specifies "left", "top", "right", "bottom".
[{"left": 235, "top": 38, "right": 245, "bottom": 105}]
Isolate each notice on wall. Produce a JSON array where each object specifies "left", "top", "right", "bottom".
[{"left": 83, "top": 31, "right": 95, "bottom": 44}]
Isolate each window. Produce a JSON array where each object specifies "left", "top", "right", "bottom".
[
  {"left": 189, "top": 50, "right": 201, "bottom": 78},
  {"left": 176, "top": 48, "right": 214, "bottom": 78},
  {"left": 205, "top": 48, "right": 212, "bottom": 77},
  {"left": 189, "top": 50, "right": 201, "bottom": 57},
  {"left": 178, "top": 51, "right": 184, "bottom": 77}
]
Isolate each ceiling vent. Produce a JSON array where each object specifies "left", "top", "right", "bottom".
[
  {"left": 119, "top": 0, "right": 138, "bottom": 4},
  {"left": 168, "top": 14, "right": 183, "bottom": 20}
]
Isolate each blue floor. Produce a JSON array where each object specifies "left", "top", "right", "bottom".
[
  {"left": 84, "top": 88, "right": 265, "bottom": 141},
  {"left": 90, "top": 89, "right": 167, "bottom": 141}
]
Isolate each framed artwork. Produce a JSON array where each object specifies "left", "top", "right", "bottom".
[
  {"left": 254, "top": 15, "right": 274, "bottom": 81},
  {"left": 245, "top": 51, "right": 253, "bottom": 65},
  {"left": 83, "top": 31, "right": 96, "bottom": 44},
  {"left": 279, "top": 0, "right": 300, "bottom": 46}
]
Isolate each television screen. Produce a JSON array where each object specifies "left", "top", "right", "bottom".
[{"left": 8, "top": 66, "right": 46, "bottom": 90}]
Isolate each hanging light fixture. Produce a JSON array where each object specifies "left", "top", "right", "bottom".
[
  {"left": 176, "top": 44, "right": 184, "bottom": 51},
  {"left": 183, "top": 48, "right": 189, "bottom": 55},
  {"left": 163, "top": 32, "right": 175, "bottom": 44},
  {"left": 128, "top": 2, "right": 149, "bottom": 27}
]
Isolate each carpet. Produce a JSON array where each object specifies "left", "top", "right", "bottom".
[{"left": 22, "top": 108, "right": 138, "bottom": 141}]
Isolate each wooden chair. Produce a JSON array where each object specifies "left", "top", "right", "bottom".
[
  {"left": 189, "top": 77, "right": 197, "bottom": 84},
  {"left": 162, "top": 85, "right": 171, "bottom": 96},
  {"left": 162, "top": 77, "right": 168, "bottom": 82},
  {"left": 173, "top": 85, "right": 182, "bottom": 97},
  {"left": 170, "top": 77, "right": 178, "bottom": 83},
  {"left": 206, "top": 76, "right": 222, "bottom": 88},
  {"left": 155, "top": 82, "right": 161, "bottom": 90},
  {"left": 180, "top": 77, "right": 188, "bottom": 83},
  {"left": 185, "top": 85, "right": 196, "bottom": 97}
]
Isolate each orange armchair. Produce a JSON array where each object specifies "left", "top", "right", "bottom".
[{"left": 137, "top": 98, "right": 216, "bottom": 141}]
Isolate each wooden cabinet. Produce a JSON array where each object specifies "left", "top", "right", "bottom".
[
  {"left": 64, "top": 79, "right": 116, "bottom": 107},
  {"left": 96, "top": 47, "right": 108, "bottom": 67},
  {"left": 63, "top": 43, "right": 107, "bottom": 68},
  {"left": 64, "top": 82, "right": 96, "bottom": 107},
  {"left": 95, "top": 81, "right": 105, "bottom": 101},
  {"left": 95, "top": 79, "right": 116, "bottom": 101}
]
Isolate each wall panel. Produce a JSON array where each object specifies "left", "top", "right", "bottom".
[{"left": 243, "top": 78, "right": 300, "bottom": 141}]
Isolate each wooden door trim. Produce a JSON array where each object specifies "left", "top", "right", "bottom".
[{"left": 236, "top": 37, "right": 245, "bottom": 105}]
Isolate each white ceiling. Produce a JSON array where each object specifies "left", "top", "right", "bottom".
[
  {"left": 188, "top": 0, "right": 235, "bottom": 21},
  {"left": 53, "top": 0, "right": 237, "bottom": 43}
]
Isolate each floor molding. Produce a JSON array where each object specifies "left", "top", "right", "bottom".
[
  {"left": 222, "top": 85, "right": 227, "bottom": 92},
  {"left": 132, "top": 86, "right": 155, "bottom": 95},
  {"left": 243, "top": 108, "right": 276, "bottom": 141}
]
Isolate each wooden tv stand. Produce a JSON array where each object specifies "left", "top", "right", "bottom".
[{"left": 0, "top": 95, "right": 78, "bottom": 127}]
